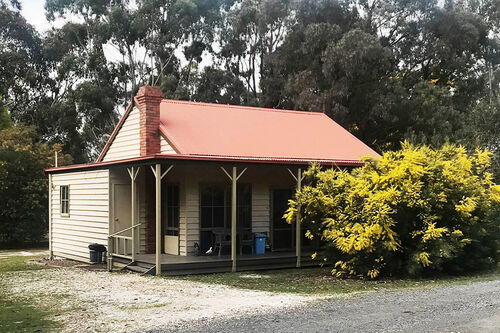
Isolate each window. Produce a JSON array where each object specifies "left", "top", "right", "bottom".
[
  {"left": 199, "top": 184, "right": 251, "bottom": 252},
  {"left": 162, "top": 184, "right": 179, "bottom": 236},
  {"left": 200, "top": 185, "right": 228, "bottom": 230},
  {"left": 60, "top": 185, "right": 69, "bottom": 216}
]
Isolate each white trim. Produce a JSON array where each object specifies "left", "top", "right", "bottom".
[{"left": 60, "top": 185, "right": 70, "bottom": 217}]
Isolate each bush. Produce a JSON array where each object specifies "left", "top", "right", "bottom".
[{"left": 286, "top": 142, "right": 500, "bottom": 279}]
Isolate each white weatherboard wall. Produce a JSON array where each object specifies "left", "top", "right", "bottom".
[
  {"left": 252, "top": 184, "right": 270, "bottom": 234},
  {"left": 102, "top": 107, "right": 140, "bottom": 161},
  {"left": 160, "top": 135, "right": 177, "bottom": 154},
  {"left": 51, "top": 170, "right": 110, "bottom": 262}
]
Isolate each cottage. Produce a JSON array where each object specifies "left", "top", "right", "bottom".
[{"left": 45, "top": 86, "right": 379, "bottom": 275}]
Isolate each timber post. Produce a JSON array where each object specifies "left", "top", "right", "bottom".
[
  {"left": 127, "top": 166, "right": 140, "bottom": 262},
  {"left": 296, "top": 168, "right": 302, "bottom": 268},
  {"left": 231, "top": 167, "right": 237, "bottom": 272},
  {"left": 220, "top": 166, "right": 247, "bottom": 272},
  {"left": 150, "top": 164, "right": 173, "bottom": 276},
  {"left": 288, "top": 167, "right": 305, "bottom": 268},
  {"left": 155, "top": 163, "right": 161, "bottom": 275}
]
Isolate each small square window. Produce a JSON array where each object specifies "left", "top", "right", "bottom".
[{"left": 60, "top": 185, "right": 69, "bottom": 216}]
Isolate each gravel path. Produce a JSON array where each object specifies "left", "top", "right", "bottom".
[
  {"left": 0, "top": 265, "right": 316, "bottom": 333},
  {"left": 161, "top": 279, "right": 500, "bottom": 333},
  {"left": 2, "top": 254, "right": 499, "bottom": 332}
]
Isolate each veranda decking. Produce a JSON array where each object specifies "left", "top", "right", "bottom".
[{"left": 114, "top": 251, "right": 317, "bottom": 275}]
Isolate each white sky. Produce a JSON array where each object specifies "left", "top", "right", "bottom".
[{"left": 20, "top": 0, "right": 55, "bottom": 33}]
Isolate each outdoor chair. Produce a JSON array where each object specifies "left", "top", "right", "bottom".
[
  {"left": 212, "top": 228, "right": 231, "bottom": 256},
  {"left": 212, "top": 228, "right": 255, "bottom": 256},
  {"left": 238, "top": 229, "right": 254, "bottom": 255}
]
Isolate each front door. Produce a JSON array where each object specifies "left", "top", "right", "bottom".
[
  {"left": 271, "top": 189, "right": 294, "bottom": 250},
  {"left": 113, "top": 184, "right": 131, "bottom": 236}
]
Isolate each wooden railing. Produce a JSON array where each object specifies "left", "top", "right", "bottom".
[{"left": 107, "top": 223, "right": 141, "bottom": 269}]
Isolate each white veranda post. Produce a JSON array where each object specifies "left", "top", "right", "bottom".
[
  {"left": 221, "top": 166, "right": 247, "bottom": 272},
  {"left": 288, "top": 167, "right": 305, "bottom": 268},
  {"left": 127, "top": 166, "right": 140, "bottom": 262},
  {"left": 150, "top": 164, "right": 174, "bottom": 276}
]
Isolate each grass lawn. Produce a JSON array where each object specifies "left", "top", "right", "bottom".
[
  {"left": 0, "top": 298, "right": 58, "bottom": 333},
  {"left": 0, "top": 255, "right": 58, "bottom": 333},
  {"left": 173, "top": 266, "right": 500, "bottom": 296}
]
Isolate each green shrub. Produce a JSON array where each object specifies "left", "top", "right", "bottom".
[{"left": 286, "top": 142, "right": 500, "bottom": 279}]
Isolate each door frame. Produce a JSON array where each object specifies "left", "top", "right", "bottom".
[
  {"left": 161, "top": 181, "right": 180, "bottom": 254},
  {"left": 111, "top": 183, "right": 131, "bottom": 234},
  {"left": 269, "top": 187, "right": 295, "bottom": 251}
]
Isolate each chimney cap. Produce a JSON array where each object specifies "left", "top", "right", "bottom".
[{"left": 136, "top": 86, "right": 163, "bottom": 99}]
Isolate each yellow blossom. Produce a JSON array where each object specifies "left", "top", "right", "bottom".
[{"left": 417, "top": 252, "right": 432, "bottom": 267}]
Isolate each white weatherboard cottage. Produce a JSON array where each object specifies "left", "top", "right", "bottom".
[{"left": 46, "top": 85, "right": 379, "bottom": 275}]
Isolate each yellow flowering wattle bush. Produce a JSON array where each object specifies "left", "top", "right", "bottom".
[{"left": 285, "top": 142, "right": 500, "bottom": 278}]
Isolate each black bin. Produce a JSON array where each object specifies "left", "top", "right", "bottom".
[{"left": 88, "top": 243, "right": 107, "bottom": 263}]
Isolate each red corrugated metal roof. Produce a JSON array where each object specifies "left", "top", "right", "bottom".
[
  {"left": 159, "top": 100, "right": 379, "bottom": 161},
  {"left": 48, "top": 98, "right": 379, "bottom": 173}
]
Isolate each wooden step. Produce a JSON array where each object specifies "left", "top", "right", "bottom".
[{"left": 126, "top": 265, "right": 149, "bottom": 274}]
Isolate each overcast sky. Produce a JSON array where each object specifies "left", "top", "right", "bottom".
[{"left": 20, "top": 0, "right": 53, "bottom": 32}]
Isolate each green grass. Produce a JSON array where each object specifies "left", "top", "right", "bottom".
[
  {"left": 0, "top": 298, "right": 58, "bottom": 333},
  {"left": 0, "top": 255, "right": 58, "bottom": 332},
  {"left": 0, "top": 255, "right": 44, "bottom": 272},
  {"left": 172, "top": 266, "right": 500, "bottom": 296}
]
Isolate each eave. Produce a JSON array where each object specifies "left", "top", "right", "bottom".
[{"left": 45, "top": 154, "right": 366, "bottom": 174}]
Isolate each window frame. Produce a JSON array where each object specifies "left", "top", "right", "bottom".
[{"left": 60, "top": 185, "right": 70, "bottom": 217}]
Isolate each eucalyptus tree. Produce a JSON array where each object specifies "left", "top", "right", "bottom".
[
  {"left": 260, "top": 0, "right": 499, "bottom": 152},
  {"left": 44, "top": 0, "right": 234, "bottom": 101},
  {"left": 0, "top": 3, "right": 48, "bottom": 123},
  {"left": 217, "top": 0, "right": 294, "bottom": 104}
]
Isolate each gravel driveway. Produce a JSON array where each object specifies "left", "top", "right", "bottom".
[
  {"left": 1, "top": 262, "right": 315, "bottom": 332},
  {"left": 162, "top": 279, "right": 500, "bottom": 333},
  {"left": 2, "top": 254, "right": 499, "bottom": 332}
]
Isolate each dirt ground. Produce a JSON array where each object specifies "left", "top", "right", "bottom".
[{"left": 1, "top": 254, "right": 317, "bottom": 332}]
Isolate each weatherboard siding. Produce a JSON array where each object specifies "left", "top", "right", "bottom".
[
  {"left": 102, "top": 107, "right": 141, "bottom": 161},
  {"left": 51, "top": 170, "right": 110, "bottom": 261},
  {"left": 252, "top": 184, "right": 270, "bottom": 234},
  {"left": 160, "top": 135, "right": 177, "bottom": 154}
]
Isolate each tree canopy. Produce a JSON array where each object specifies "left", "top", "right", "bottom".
[
  {"left": 0, "top": 124, "right": 71, "bottom": 244},
  {"left": 0, "top": 0, "right": 498, "bottom": 167}
]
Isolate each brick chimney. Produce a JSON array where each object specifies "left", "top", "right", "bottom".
[{"left": 135, "top": 86, "right": 163, "bottom": 156}]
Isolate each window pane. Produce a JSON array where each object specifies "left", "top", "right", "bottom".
[
  {"left": 172, "top": 209, "right": 179, "bottom": 228},
  {"left": 213, "top": 188, "right": 224, "bottom": 206},
  {"left": 172, "top": 185, "right": 179, "bottom": 205},
  {"left": 60, "top": 186, "right": 69, "bottom": 214},
  {"left": 201, "top": 207, "right": 212, "bottom": 228},
  {"left": 213, "top": 207, "right": 224, "bottom": 228},
  {"left": 237, "top": 184, "right": 251, "bottom": 205},
  {"left": 238, "top": 206, "right": 251, "bottom": 229},
  {"left": 201, "top": 187, "right": 212, "bottom": 206}
]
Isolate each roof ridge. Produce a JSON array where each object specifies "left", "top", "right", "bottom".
[
  {"left": 186, "top": 153, "right": 362, "bottom": 163},
  {"left": 161, "top": 99, "right": 324, "bottom": 116}
]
